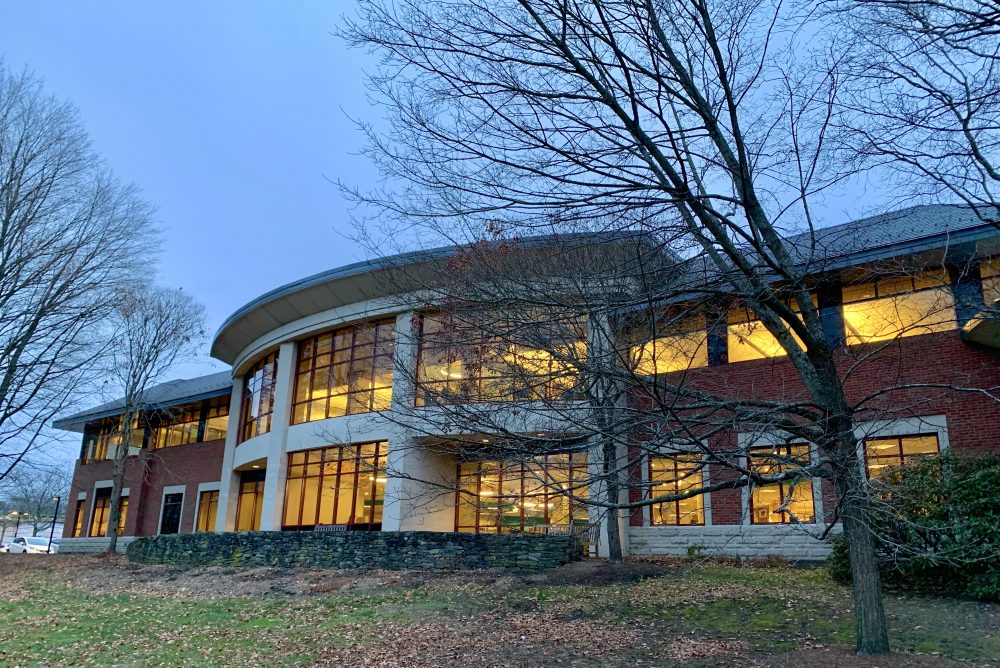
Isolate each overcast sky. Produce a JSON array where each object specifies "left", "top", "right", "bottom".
[
  {"left": 1, "top": 2, "right": 382, "bottom": 384},
  {"left": 1, "top": 3, "right": 891, "bottom": 465}
]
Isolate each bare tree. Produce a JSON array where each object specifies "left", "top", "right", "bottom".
[
  {"left": 0, "top": 63, "right": 156, "bottom": 482},
  {"left": 103, "top": 285, "right": 206, "bottom": 554},
  {"left": 342, "top": 0, "right": 998, "bottom": 654},
  {"left": 1, "top": 464, "right": 69, "bottom": 536},
  {"left": 831, "top": 0, "right": 1000, "bottom": 221}
]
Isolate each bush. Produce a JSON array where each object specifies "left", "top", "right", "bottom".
[
  {"left": 829, "top": 452, "right": 1000, "bottom": 601},
  {"left": 827, "top": 535, "right": 852, "bottom": 584}
]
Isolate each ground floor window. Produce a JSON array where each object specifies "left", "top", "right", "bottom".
[
  {"left": 282, "top": 442, "right": 387, "bottom": 530},
  {"left": 864, "top": 433, "right": 940, "bottom": 478},
  {"left": 749, "top": 444, "right": 815, "bottom": 524},
  {"left": 196, "top": 490, "right": 219, "bottom": 532},
  {"left": 235, "top": 471, "right": 265, "bottom": 531},
  {"left": 649, "top": 456, "right": 705, "bottom": 525},
  {"left": 89, "top": 489, "right": 127, "bottom": 537},
  {"left": 159, "top": 492, "right": 184, "bottom": 535},
  {"left": 456, "top": 452, "right": 588, "bottom": 533},
  {"left": 71, "top": 500, "right": 85, "bottom": 537}
]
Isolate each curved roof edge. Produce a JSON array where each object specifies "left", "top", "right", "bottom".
[{"left": 210, "top": 232, "right": 651, "bottom": 365}]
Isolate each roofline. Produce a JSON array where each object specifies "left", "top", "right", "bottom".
[
  {"left": 210, "top": 231, "right": 656, "bottom": 362},
  {"left": 52, "top": 385, "right": 232, "bottom": 433}
]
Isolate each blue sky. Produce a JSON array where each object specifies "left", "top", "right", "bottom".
[{"left": 1, "top": 2, "right": 381, "bottom": 383}]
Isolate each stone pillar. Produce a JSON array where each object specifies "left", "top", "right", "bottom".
[
  {"left": 258, "top": 341, "right": 297, "bottom": 531},
  {"left": 215, "top": 375, "right": 244, "bottom": 532},
  {"left": 383, "top": 310, "right": 417, "bottom": 532}
]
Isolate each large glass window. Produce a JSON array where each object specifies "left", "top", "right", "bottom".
[
  {"left": 239, "top": 353, "right": 278, "bottom": 443},
  {"left": 727, "top": 296, "right": 813, "bottom": 363},
  {"left": 81, "top": 417, "right": 143, "bottom": 463},
  {"left": 195, "top": 490, "right": 219, "bottom": 532},
  {"left": 649, "top": 456, "right": 705, "bottom": 525},
  {"left": 235, "top": 471, "right": 265, "bottom": 531},
  {"left": 291, "top": 321, "right": 396, "bottom": 424},
  {"left": 749, "top": 444, "right": 815, "bottom": 524},
  {"left": 864, "top": 434, "right": 940, "bottom": 479},
  {"left": 455, "top": 452, "right": 589, "bottom": 533},
  {"left": 630, "top": 313, "right": 708, "bottom": 375},
  {"left": 842, "top": 270, "right": 956, "bottom": 345},
  {"left": 150, "top": 396, "right": 229, "bottom": 449},
  {"left": 282, "top": 442, "right": 387, "bottom": 530},
  {"left": 89, "top": 490, "right": 128, "bottom": 537},
  {"left": 417, "top": 313, "right": 583, "bottom": 406}
]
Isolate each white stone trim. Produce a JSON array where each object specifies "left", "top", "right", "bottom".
[{"left": 156, "top": 485, "right": 187, "bottom": 535}]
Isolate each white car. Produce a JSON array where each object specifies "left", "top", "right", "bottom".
[{"left": 7, "top": 537, "right": 56, "bottom": 554}]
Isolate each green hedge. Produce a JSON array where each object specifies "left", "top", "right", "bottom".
[{"left": 830, "top": 452, "right": 1000, "bottom": 601}]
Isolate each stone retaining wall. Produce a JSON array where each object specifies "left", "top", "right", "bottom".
[
  {"left": 126, "top": 530, "right": 581, "bottom": 571},
  {"left": 627, "top": 525, "right": 838, "bottom": 561},
  {"left": 57, "top": 536, "right": 137, "bottom": 554}
]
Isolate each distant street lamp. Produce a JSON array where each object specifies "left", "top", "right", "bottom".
[{"left": 47, "top": 496, "right": 61, "bottom": 554}]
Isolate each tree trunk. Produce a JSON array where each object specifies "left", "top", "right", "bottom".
[
  {"left": 837, "top": 458, "right": 890, "bottom": 655},
  {"left": 602, "top": 435, "right": 624, "bottom": 563}
]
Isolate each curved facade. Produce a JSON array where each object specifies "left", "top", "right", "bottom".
[{"left": 57, "top": 206, "right": 1000, "bottom": 558}]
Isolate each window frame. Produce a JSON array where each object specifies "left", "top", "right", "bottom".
[
  {"left": 841, "top": 269, "right": 957, "bottom": 345},
  {"left": 863, "top": 433, "right": 941, "bottom": 479},
  {"left": 747, "top": 443, "right": 816, "bottom": 525},
  {"left": 238, "top": 353, "right": 278, "bottom": 443},
  {"left": 281, "top": 441, "right": 388, "bottom": 530},
  {"left": 454, "top": 452, "right": 589, "bottom": 534},
  {"left": 195, "top": 489, "right": 220, "bottom": 533},
  {"left": 291, "top": 319, "right": 396, "bottom": 425},
  {"left": 648, "top": 455, "right": 706, "bottom": 526}
]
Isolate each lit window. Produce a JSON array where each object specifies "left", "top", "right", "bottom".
[
  {"left": 150, "top": 396, "right": 229, "bottom": 449},
  {"left": 82, "top": 417, "right": 144, "bottom": 463},
  {"left": 196, "top": 490, "right": 219, "bottom": 532},
  {"left": 981, "top": 258, "right": 1000, "bottom": 306},
  {"left": 291, "top": 320, "right": 396, "bottom": 424},
  {"left": 842, "top": 271, "right": 956, "bottom": 345},
  {"left": 631, "top": 313, "right": 708, "bottom": 375},
  {"left": 71, "top": 501, "right": 85, "bottom": 538},
  {"left": 417, "top": 313, "right": 584, "bottom": 406},
  {"left": 239, "top": 353, "right": 277, "bottom": 443},
  {"left": 864, "top": 434, "right": 940, "bottom": 479},
  {"left": 650, "top": 456, "right": 705, "bottom": 525},
  {"left": 88, "top": 490, "right": 128, "bottom": 537},
  {"left": 234, "top": 472, "right": 265, "bottom": 531},
  {"left": 727, "top": 296, "right": 812, "bottom": 363},
  {"left": 455, "top": 453, "right": 589, "bottom": 533},
  {"left": 749, "top": 444, "right": 815, "bottom": 524},
  {"left": 282, "top": 442, "right": 387, "bottom": 529}
]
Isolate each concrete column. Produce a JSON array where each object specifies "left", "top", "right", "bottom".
[
  {"left": 258, "top": 341, "right": 297, "bottom": 531},
  {"left": 383, "top": 310, "right": 417, "bottom": 531},
  {"left": 214, "top": 376, "right": 244, "bottom": 532}
]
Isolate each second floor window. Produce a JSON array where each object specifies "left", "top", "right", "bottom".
[
  {"left": 239, "top": 352, "right": 278, "bottom": 443},
  {"left": 291, "top": 319, "right": 396, "bottom": 424},
  {"left": 629, "top": 313, "right": 708, "bottom": 375},
  {"left": 842, "top": 270, "right": 956, "bottom": 345},
  {"left": 416, "top": 313, "right": 583, "bottom": 406}
]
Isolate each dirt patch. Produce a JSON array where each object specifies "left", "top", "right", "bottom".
[{"left": 540, "top": 558, "right": 673, "bottom": 585}]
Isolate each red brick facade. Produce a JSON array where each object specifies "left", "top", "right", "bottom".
[
  {"left": 63, "top": 439, "right": 225, "bottom": 539},
  {"left": 629, "top": 329, "right": 1000, "bottom": 527}
]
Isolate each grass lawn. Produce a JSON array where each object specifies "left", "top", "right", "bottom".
[{"left": 0, "top": 555, "right": 996, "bottom": 666}]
